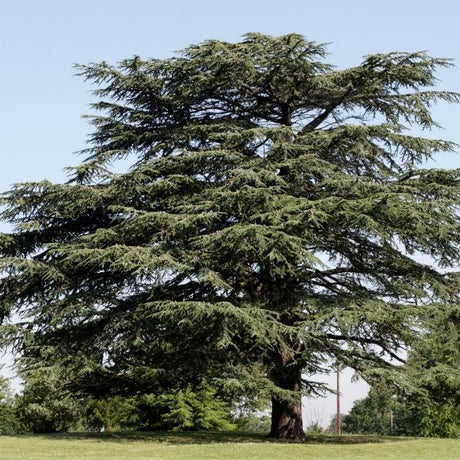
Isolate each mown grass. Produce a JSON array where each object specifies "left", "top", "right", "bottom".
[{"left": 0, "top": 431, "right": 458, "bottom": 459}]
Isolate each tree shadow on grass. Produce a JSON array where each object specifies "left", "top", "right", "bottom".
[{"left": 6, "top": 431, "right": 411, "bottom": 445}]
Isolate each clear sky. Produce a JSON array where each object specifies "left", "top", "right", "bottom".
[{"left": 1, "top": 0, "right": 460, "bottom": 426}]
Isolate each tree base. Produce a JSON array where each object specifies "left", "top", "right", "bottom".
[
  {"left": 267, "top": 428, "right": 307, "bottom": 440},
  {"left": 268, "top": 396, "right": 306, "bottom": 440}
]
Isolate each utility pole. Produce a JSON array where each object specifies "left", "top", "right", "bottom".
[{"left": 336, "top": 365, "right": 342, "bottom": 434}]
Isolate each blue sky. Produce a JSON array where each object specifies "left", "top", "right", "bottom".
[
  {"left": 1, "top": 0, "right": 459, "bottom": 424},
  {"left": 1, "top": 0, "right": 459, "bottom": 189}
]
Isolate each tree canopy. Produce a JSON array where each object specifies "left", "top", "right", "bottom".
[{"left": 1, "top": 33, "right": 459, "bottom": 439}]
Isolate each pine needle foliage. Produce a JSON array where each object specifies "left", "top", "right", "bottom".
[{"left": 1, "top": 33, "right": 460, "bottom": 439}]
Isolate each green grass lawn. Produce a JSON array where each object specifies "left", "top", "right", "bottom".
[{"left": 0, "top": 431, "right": 458, "bottom": 459}]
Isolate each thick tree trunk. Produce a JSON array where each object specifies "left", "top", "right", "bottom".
[
  {"left": 269, "top": 394, "right": 305, "bottom": 439},
  {"left": 268, "top": 360, "right": 306, "bottom": 440}
]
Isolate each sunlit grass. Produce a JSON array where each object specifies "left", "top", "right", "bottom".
[{"left": 0, "top": 432, "right": 458, "bottom": 459}]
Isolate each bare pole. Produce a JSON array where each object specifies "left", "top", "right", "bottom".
[{"left": 336, "top": 364, "right": 342, "bottom": 434}]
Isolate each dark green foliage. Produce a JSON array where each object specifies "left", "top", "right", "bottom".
[
  {"left": 15, "top": 368, "right": 85, "bottom": 433},
  {"left": 306, "top": 421, "right": 326, "bottom": 434},
  {"left": 418, "top": 398, "right": 459, "bottom": 438},
  {"left": 14, "top": 366, "right": 235, "bottom": 433},
  {"left": 326, "top": 414, "right": 348, "bottom": 434},
  {"left": 1, "top": 33, "right": 460, "bottom": 439},
  {"left": 84, "top": 395, "right": 139, "bottom": 432},
  {"left": 0, "top": 404, "right": 19, "bottom": 434},
  {"left": 405, "top": 306, "right": 460, "bottom": 438},
  {"left": 0, "top": 375, "right": 21, "bottom": 434},
  {"left": 85, "top": 386, "right": 235, "bottom": 432},
  {"left": 133, "top": 386, "right": 236, "bottom": 431},
  {"left": 236, "top": 413, "right": 271, "bottom": 433},
  {"left": 343, "top": 314, "right": 460, "bottom": 440},
  {"left": 342, "top": 387, "right": 419, "bottom": 436}
]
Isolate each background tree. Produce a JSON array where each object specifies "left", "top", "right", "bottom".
[
  {"left": 404, "top": 304, "right": 459, "bottom": 438},
  {"left": 0, "top": 374, "right": 21, "bottom": 434},
  {"left": 1, "top": 33, "right": 460, "bottom": 439},
  {"left": 84, "top": 395, "right": 138, "bottom": 432},
  {"left": 236, "top": 413, "right": 271, "bottom": 433},
  {"left": 327, "top": 414, "right": 349, "bottom": 434},
  {"left": 132, "top": 385, "right": 236, "bottom": 432},
  {"left": 84, "top": 385, "right": 236, "bottom": 432},
  {"left": 15, "top": 367, "right": 85, "bottom": 433},
  {"left": 342, "top": 386, "right": 418, "bottom": 436},
  {"left": 343, "top": 308, "right": 460, "bottom": 439}
]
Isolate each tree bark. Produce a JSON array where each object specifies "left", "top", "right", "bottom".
[{"left": 268, "top": 360, "right": 305, "bottom": 440}]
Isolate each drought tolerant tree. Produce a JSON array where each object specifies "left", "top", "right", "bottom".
[{"left": 1, "top": 33, "right": 459, "bottom": 439}]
